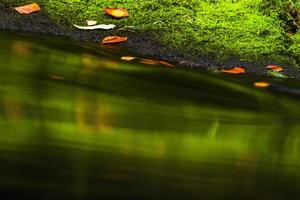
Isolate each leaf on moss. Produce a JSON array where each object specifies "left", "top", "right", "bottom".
[
  {"left": 104, "top": 8, "right": 129, "bottom": 18},
  {"left": 266, "top": 65, "right": 284, "bottom": 72},
  {"left": 102, "top": 36, "right": 128, "bottom": 44},
  {"left": 74, "top": 24, "right": 115, "bottom": 30},
  {"left": 14, "top": 3, "right": 41, "bottom": 14},
  {"left": 254, "top": 82, "right": 270, "bottom": 88},
  {"left": 221, "top": 67, "right": 245, "bottom": 74}
]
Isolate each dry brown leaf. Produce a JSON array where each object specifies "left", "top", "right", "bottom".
[
  {"left": 266, "top": 65, "right": 284, "bottom": 72},
  {"left": 104, "top": 8, "right": 129, "bottom": 18},
  {"left": 221, "top": 67, "right": 245, "bottom": 74},
  {"left": 102, "top": 36, "right": 128, "bottom": 44},
  {"left": 14, "top": 3, "right": 41, "bottom": 14},
  {"left": 254, "top": 82, "right": 270, "bottom": 88},
  {"left": 121, "top": 56, "right": 136, "bottom": 61}
]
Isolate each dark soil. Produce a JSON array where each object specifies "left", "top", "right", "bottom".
[{"left": 1, "top": 4, "right": 299, "bottom": 78}]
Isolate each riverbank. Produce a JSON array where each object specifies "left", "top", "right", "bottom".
[{"left": 0, "top": 1, "right": 300, "bottom": 78}]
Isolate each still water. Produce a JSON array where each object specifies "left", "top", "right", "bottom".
[{"left": 1, "top": 32, "right": 300, "bottom": 199}]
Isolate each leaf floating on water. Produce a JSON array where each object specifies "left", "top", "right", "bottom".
[
  {"left": 254, "top": 82, "right": 270, "bottom": 88},
  {"left": 121, "top": 56, "right": 136, "bottom": 61},
  {"left": 266, "top": 65, "right": 284, "bottom": 72},
  {"left": 102, "top": 36, "right": 128, "bottom": 44},
  {"left": 86, "top": 20, "right": 97, "bottom": 26},
  {"left": 159, "top": 61, "right": 174, "bottom": 67},
  {"left": 221, "top": 67, "right": 245, "bottom": 74},
  {"left": 139, "top": 59, "right": 159, "bottom": 65},
  {"left": 104, "top": 8, "right": 129, "bottom": 18},
  {"left": 14, "top": 3, "right": 41, "bottom": 14},
  {"left": 267, "top": 71, "right": 288, "bottom": 79},
  {"left": 73, "top": 24, "right": 116, "bottom": 30}
]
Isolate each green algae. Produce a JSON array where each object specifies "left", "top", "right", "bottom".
[{"left": 2, "top": 0, "right": 300, "bottom": 67}]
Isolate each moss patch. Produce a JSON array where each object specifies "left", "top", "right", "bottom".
[
  {"left": 2, "top": 0, "right": 300, "bottom": 67},
  {"left": 290, "top": 31, "right": 300, "bottom": 63}
]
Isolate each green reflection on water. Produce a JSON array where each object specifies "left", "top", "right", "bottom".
[{"left": 1, "top": 32, "right": 300, "bottom": 199}]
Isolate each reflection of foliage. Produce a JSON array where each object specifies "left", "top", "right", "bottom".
[{"left": 2, "top": 32, "right": 300, "bottom": 198}]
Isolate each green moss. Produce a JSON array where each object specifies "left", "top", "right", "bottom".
[
  {"left": 163, "top": 0, "right": 288, "bottom": 61},
  {"left": 2, "top": 0, "right": 300, "bottom": 67},
  {"left": 290, "top": 31, "right": 300, "bottom": 63}
]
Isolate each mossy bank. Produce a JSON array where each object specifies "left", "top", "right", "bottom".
[{"left": 1, "top": 0, "right": 300, "bottom": 72}]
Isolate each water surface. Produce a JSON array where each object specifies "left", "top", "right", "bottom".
[{"left": 1, "top": 32, "right": 300, "bottom": 199}]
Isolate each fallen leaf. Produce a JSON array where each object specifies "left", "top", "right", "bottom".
[
  {"left": 254, "top": 82, "right": 270, "bottom": 88},
  {"left": 74, "top": 24, "right": 115, "bottom": 30},
  {"left": 14, "top": 3, "right": 41, "bottom": 14},
  {"left": 159, "top": 61, "right": 174, "bottom": 67},
  {"left": 266, "top": 65, "right": 284, "bottom": 72},
  {"left": 221, "top": 67, "right": 245, "bottom": 74},
  {"left": 102, "top": 36, "right": 128, "bottom": 44},
  {"left": 267, "top": 71, "right": 288, "bottom": 78},
  {"left": 139, "top": 59, "right": 159, "bottom": 65},
  {"left": 121, "top": 56, "right": 136, "bottom": 61},
  {"left": 87, "top": 20, "right": 97, "bottom": 26},
  {"left": 104, "top": 8, "right": 128, "bottom": 18}
]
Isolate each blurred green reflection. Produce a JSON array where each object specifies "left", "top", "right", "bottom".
[{"left": 1, "top": 32, "right": 300, "bottom": 199}]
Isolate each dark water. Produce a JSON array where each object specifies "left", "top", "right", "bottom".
[{"left": 1, "top": 32, "right": 300, "bottom": 199}]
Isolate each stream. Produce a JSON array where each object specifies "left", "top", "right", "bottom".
[{"left": 1, "top": 32, "right": 300, "bottom": 199}]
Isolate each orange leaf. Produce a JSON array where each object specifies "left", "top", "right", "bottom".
[
  {"left": 159, "top": 61, "right": 174, "bottom": 67},
  {"left": 139, "top": 59, "right": 159, "bottom": 65},
  {"left": 104, "top": 8, "right": 128, "bottom": 18},
  {"left": 121, "top": 56, "right": 136, "bottom": 61},
  {"left": 254, "top": 82, "right": 270, "bottom": 88},
  {"left": 221, "top": 67, "right": 245, "bottom": 74},
  {"left": 102, "top": 36, "right": 128, "bottom": 44},
  {"left": 266, "top": 65, "right": 284, "bottom": 72},
  {"left": 14, "top": 3, "right": 41, "bottom": 14}
]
